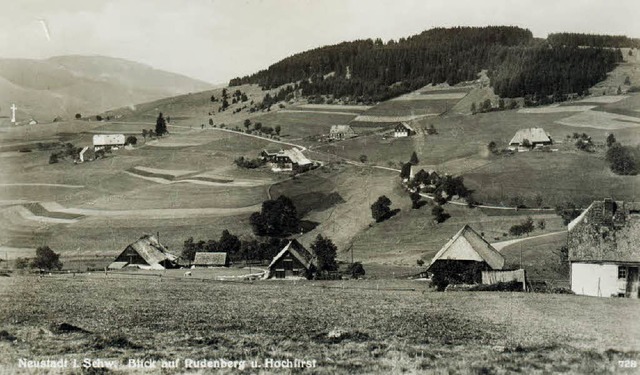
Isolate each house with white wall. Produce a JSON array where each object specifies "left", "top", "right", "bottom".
[{"left": 567, "top": 198, "right": 640, "bottom": 298}]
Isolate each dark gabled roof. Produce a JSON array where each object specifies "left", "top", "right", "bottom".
[
  {"left": 568, "top": 199, "right": 640, "bottom": 263},
  {"left": 268, "top": 239, "right": 316, "bottom": 270},
  {"left": 396, "top": 122, "right": 415, "bottom": 132},
  {"left": 193, "top": 252, "right": 227, "bottom": 266},
  {"left": 428, "top": 225, "right": 505, "bottom": 270}
]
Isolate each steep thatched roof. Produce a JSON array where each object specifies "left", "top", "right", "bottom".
[
  {"left": 568, "top": 199, "right": 640, "bottom": 263},
  {"left": 109, "top": 234, "right": 177, "bottom": 270},
  {"left": 428, "top": 225, "right": 505, "bottom": 270},
  {"left": 330, "top": 125, "right": 356, "bottom": 134},
  {"left": 509, "top": 128, "right": 551, "bottom": 145},
  {"left": 268, "top": 239, "right": 316, "bottom": 270}
]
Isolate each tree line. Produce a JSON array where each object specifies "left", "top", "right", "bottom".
[{"left": 230, "top": 26, "right": 622, "bottom": 103}]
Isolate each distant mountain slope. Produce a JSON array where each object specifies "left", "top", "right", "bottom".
[{"left": 0, "top": 55, "right": 213, "bottom": 122}]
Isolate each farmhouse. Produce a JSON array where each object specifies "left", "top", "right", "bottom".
[
  {"left": 267, "top": 239, "right": 317, "bottom": 279},
  {"left": 567, "top": 198, "right": 640, "bottom": 298},
  {"left": 508, "top": 127, "right": 552, "bottom": 150},
  {"left": 193, "top": 252, "right": 229, "bottom": 267},
  {"left": 329, "top": 125, "right": 357, "bottom": 140},
  {"left": 93, "top": 134, "right": 125, "bottom": 150},
  {"left": 108, "top": 234, "right": 178, "bottom": 270},
  {"left": 394, "top": 122, "right": 416, "bottom": 138},
  {"left": 260, "top": 147, "right": 314, "bottom": 172},
  {"left": 427, "top": 225, "right": 505, "bottom": 284}
]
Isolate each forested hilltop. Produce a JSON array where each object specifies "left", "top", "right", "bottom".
[{"left": 230, "top": 26, "right": 624, "bottom": 103}]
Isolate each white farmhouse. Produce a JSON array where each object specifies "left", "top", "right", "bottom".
[
  {"left": 394, "top": 122, "right": 416, "bottom": 138},
  {"left": 93, "top": 134, "right": 125, "bottom": 150},
  {"left": 568, "top": 198, "right": 640, "bottom": 298}
]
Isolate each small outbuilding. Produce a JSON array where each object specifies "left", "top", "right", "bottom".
[
  {"left": 428, "top": 225, "right": 505, "bottom": 285},
  {"left": 508, "top": 127, "right": 552, "bottom": 150},
  {"left": 193, "top": 252, "right": 229, "bottom": 267},
  {"left": 267, "top": 239, "right": 317, "bottom": 279},
  {"left": 329, "top": 125, "right": 357, "bottom": 140},
  {"left": 108, "top": 234, "right": 178, "bottom": 270},
  {"left": 394, "top": 122, "right": 416, "bottom": 138}
]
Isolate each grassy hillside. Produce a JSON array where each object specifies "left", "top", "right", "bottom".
[{"left": 1, "top": 275, "right": 638, "bottom": 374}]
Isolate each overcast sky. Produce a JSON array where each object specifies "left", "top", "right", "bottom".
[{"left": 2, "top": 0, "right": 639, "bottom": 84}]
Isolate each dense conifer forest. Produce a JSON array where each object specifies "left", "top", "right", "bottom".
[{"left": 230, "top": 27, "right": 625, "bottom": 102}]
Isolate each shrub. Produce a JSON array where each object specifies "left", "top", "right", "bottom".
[
  {"left": 347, "top": 262, "right": 366, "bottom": 279},
  {"left": 371, "top": 195, "right": 392, "bottom": 222},
  {"left": 509, "top": 217, "right": 535, "bottom": 236},
  {"left": 15, "top": 257, "right": 29, "bottom": 269},
  {"left": 49, "top": 153, "right": 59, "bottom": 164},
  {"left": 30, "top": 246, "right": 62, "bottom": 270},
  {"left": 125, "top": 136, "right": 137, "bottom": 146},
  {"left": 469, "top": 280, "right": 523, "bottom": 292}
]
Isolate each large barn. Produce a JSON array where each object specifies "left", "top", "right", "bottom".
[
  {"left": 108, "top": 234, "right": 178, "bottom": 270},
  {"left": 428, "top": 225, "right": 505, "bottom": 284},
  {"left": 329, "top": 125, "right": 357, "bottom": 140},
  {"left": 93, "top": 134, "right": 125, "bottom": 150},
  {"left": 568, "top": 198, "right": 640, "bottom": 298},
  {"left": 267, "top": 239, "right": 317, "bottom": 279},
  {"left": 508, "top": 127, "right": 552, "bottom": 150},
  {"left": 261, "top": 148, "right": 313, "bottom": 172},
  {"left": 394, "top": 122, "right": 416, "bottom": 138}
]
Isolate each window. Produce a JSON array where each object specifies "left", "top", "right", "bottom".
[{"left": 618, "top": 266, "right": 627, "bottom": 279}]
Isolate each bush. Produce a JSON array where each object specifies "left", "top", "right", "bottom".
[
  {"left": 15, "top": 257, "right": 29, "bottom": 269},
  {"left": 30, "top": 246, "right": 62, "bottom": 270},
  {"left": 509, "top": 217, "right": 534, "bottom": 236},
  {"left": 371, "top": 195, "right": 392, "bottom": 222},
  {"left": 347, "top": 262, "right": 365, "bottom": 279},
  {"left": 125, "top": 136, "right": 137, "bottom": 146},
  {"left": 469, "top": 280, "right": 523, "bottom": 292},
  {"left": 234, "top": 156, "right": 265, "bottom": 169},
  {"left": 49, "top": 153, "right": 59, "bottom": 164}
]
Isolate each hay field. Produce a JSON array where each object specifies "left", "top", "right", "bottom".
[
  {"left": 556, "top": 109, "right": 640, "bottom": 130},
  {"left": 1, "top": 276, "right": 637, "bottom": 374},
  {"left": 250, "top": 110, "right": 358, "bottom": 139},
  {"left": 463, "top": 152, "right": 640, "bottom": 207}
]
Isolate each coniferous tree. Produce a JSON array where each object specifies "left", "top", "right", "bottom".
[{"left": 155, "top": 112, "right": 168, "bottom": 136}]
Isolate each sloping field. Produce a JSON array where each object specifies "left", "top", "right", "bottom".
[
  {"left": 464, "top": 152, "right": 640, "bottom": 207},
  {"left": 518, "top": 105, "right": 596, "bottom": 114},
  {"left": 2, "top": 277, "right": 637, "bottom": 374},
  {"left": 498, "top": 231, "right": 569, "bottom": 283},
  {"left": 556, "top": 109, "right": 640, "bottom": 130},
  {"left": 251, "top": 110, "right": 358, "bottom": 139},
  {"left": 349, "top": 202, "right": 565, "bottom": 266}
]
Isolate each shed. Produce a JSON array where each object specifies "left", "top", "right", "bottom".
[
  {"left": 267, "top": 239, "right": 317, "bottom": 279},
  {"left": 193, "top": 252, "right": 229, "bottom": 267},
  {"left": 428, "top": 225, "right": 505, "bottom": 284},
  {"left": 108, "top": 234, "right": 178, "bottom": 270}
]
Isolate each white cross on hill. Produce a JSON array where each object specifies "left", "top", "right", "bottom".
[{"left": 10, "top": 104, "right": 17, "bottom": 123}]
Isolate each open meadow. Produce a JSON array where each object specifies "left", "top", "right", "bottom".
[{"left": 0, "top": 275, "right": 638, "bottom": 374}]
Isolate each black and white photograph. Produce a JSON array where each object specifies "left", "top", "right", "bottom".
[{"left": 1, "top": 0, "right": 639, "bottom": 373}]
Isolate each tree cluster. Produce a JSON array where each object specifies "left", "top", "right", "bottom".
[
  {"left": 508, "top": 216, "right": 535, "bottom": 236},
  {"left": 234, "top": 156, "right": 265, "bottom": 169},
  {"left": 606, "top": 142, "right": 638, "bottom": 175},
  {"left": 547, "top": 33, "right": 640, "bottom": 48},
  {"left": 370, "top": 195, "right": 393, "bottom": 222},
  {"left": 182, "top": 233, "right": 288, "bottom": 263},
  {"left": 30, "top": 246, "right": 63, "bottom": 270},
  {"left": 250, "top": 196, "right": 300, "bottom": 236}
]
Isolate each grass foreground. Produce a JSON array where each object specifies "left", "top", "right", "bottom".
[{"left": 0, "top": 275, "right": 638, "bottom": 374}]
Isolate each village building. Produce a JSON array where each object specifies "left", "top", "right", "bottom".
[
  {"left": 427, "top": 225, "right": 505, "bottom": 284},
  {"left": 260, "top": 147, "right": 314, "bottom": 172},
  {"left": 192, "top": 252, "right": 229, "bottom": 267},
  {"left": 329, "top": 125, "right": 357, "bottom": 140},
  {"left": 567, "top": 198, "right": 640, "bottom": 298},
  {"left": 93, "top": 134, "right": 125, "bottom": 151},
  {"left": 267, "top": 239, "right": 317, "bottom": 279},
  {"left": 508, "top": 127, "right": 552, "bottom": 150},
  {"left": 108, "top": 234, "right": 178, "bottom": 270},
  {"left": 393, "top": 122, "right": 416, "bottom": 138}
]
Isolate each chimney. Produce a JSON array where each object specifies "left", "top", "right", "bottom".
[{"left": 603, "top": 198, "right": 616, "bottom": 218}]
